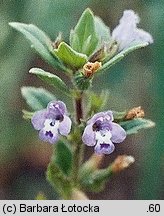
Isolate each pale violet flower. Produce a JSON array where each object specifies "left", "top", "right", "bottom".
[
  {"left": 112, "top": 10, "right": 153, "bottom": 51},
  {"left": 82, "top": 111, "right": 126, "bottom": 154},
  {"left": 31, "top": 101, "right": 72, "bottom": 144}
]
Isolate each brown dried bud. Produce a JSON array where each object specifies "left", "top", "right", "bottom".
[
  {"left": 111, "top": 155, "right": 135, "bottom": 173},
  {"left": 83, "top": 61, "right": 102, "bottom": 78},
  {"left": 125, "top": 106, "right": 145, "bottom": 120}
]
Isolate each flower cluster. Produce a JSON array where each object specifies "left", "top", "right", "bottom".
[
  {"left": 30, "top": 10, "right": 153, "bottom": 155},
  {"left": 32, "top": 101, "right": 126, "bottom": 154}
]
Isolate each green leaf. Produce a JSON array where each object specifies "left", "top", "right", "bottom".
[
  {"left": 9, "top": 22, "right": 67, "bottom": 72},
  {"left": 120, "top": 118, "right": 155, "bottom": 135},
  {"left": 94, "top": 16, "right": 111, "bottom": 43},
  {"left": 53, "top": 42, "right": 88, "bottom": 70},
  {"left": 80, "top": 167, "right": 112, "bottom": 192},
  {"left": 98, "top": 42, "right": 149, "bottom": 74},
  {"left": 46, "top": 161, "right": 72, "bottom": 199},
  {"left": 70, "top": 8, "right": 99, "bottom": 56},
  {"left": 29, "top": 68, "right": 70, "bottom": 94},
  {"left": 53, "top": 141, "right": 73, "bottom": 176},
  {"left": 21, "top": 86, "right": 56, "bottom": 111}
]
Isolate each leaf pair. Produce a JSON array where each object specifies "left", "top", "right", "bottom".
[{"left": 70, "top": 8, "right": 110, "bottom": 57}]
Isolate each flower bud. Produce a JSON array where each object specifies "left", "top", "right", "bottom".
[
  {"left": 84, "top": 153, "right": 104, "bottom": 170},
  {"left": 111, "top": 155, "right": 135, "bottom": 173},
  {"left": 125, "top": 106, "right": 145, "bottom": 120},
  {"left": 83, "top": 61, "right": 102, "bottom": 78}
]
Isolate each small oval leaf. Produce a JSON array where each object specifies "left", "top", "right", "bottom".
[
  {"left": 120, "top": 118, "right": 155, "bottom": 135},
  {"left": 70, "top": 8, "right": 99, "bottom": 56},
  {"left": 29, "top": 68, "right": 70, "bottom": 94},
  {"left": 53, "top": 42, "right": 88, "bottom": 70},
  {"left": 53, "top": 141, "right": 73, "bottom": 176},
  {"left": 9, "top": 22, "right": 68, "bottom": 72},
  {"left": 21, "top": 86, "right": 56, "bottom": 111}
]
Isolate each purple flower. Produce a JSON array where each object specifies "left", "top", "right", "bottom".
[
  {"left": 82, "top": 111, "right": 126, "bottom": 154},
  {"left": 31, "top": 101, "right": 72, "bottom": 144},
  {"left": 112, "top": 10, "right": 153, "bottom": 51}
]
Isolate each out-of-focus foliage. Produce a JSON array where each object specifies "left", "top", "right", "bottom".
[{"left": 0, "top": 0, "right": 163, "bottom": 199}]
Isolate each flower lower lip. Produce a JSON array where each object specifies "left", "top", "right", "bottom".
[
  {"left": 100, "top": 143, "right": 110, "bottom": 149},
  {"left": 45, "top": 131, "right": 53, "bottom": 137}
]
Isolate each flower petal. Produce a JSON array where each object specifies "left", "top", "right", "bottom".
[
  {"left": 47, "top": 100, "right": 67, "bottom": 115},
  {"left": 110, "top": 122, "right": 126, "bottom": 143},
  {"left": 112, "top": 10, "right": 153, "bottom": 51},
  {"left": 94, "top": 141, "right": 115, "bottom": 155},
  {"left": 39, "top": 129, "right": 59, "bottom": 144},
  {"left": 82, "top": 124, "right": 96, "bottom": 146},
  {"left": 87, "top": 112, "right": 105, "bottom": 125},
  {"left": 135, "top": 28, "right": 153, "bottom": 44},
  {"left": 104, "top": 111, "right": 114, "bottom": 121},
  {"left": 59, "top": 115, "right": 72, "bottom": 136},
  {"left": 31, "top": 109, "right": 47, "bottom": 130},
  {"left": 87, "top": 111, "right": 113, "bottom": 125}
]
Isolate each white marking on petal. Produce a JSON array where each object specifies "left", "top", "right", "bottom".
[
  {"left": 43, "top": 119, "right": 60, "bottom": 135},
  {"left": 95, "top": 130, "right": 112, "bottom": 145}
]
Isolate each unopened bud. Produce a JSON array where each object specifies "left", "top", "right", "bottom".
[
  {"left": 125, "top": 106, "right": 145, "bottom": 120},
  {"left": 86, "top": 153, "right": 104, "bottom": 170},
  {"left": 83, "top": 61, "right": 102, "bottom": 78},
  {"left": 79, "top": 153, "right": 104, "bottom": 179},
  {"left": 111, "top": 155, "right": 135, "bottom": 173}
]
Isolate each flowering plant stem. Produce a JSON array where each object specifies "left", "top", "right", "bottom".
[
  {"left": 72, "top": 91, "right": 84, "bottom": 185},
  {"left": 10, "top": 8, "right": 155, "bottom": 200}
]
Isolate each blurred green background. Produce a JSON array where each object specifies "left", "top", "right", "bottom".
[{"left": 0, "top": 0, "right": 163, "bottom": 199}]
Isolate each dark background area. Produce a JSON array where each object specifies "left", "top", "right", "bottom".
[{"left": 0, "top": 0, "right": 163, "bottom": 199}]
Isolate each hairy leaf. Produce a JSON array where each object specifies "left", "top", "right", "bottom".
[
  {"left": 53, "top": 141, "right": 73, "bottom": 176},
  {"left": 46, "top": 162, "right": 72, "bottom": 199},
  {"left": 29, "top": 68, "right": 70, "bottom": 94},
  {"left": 9, "top": 22, "right": 67, "bottom": 71},
  {"left": 120, "top": 118, "right": 155, "bottom": 135},
  {"left": 21, "top": 86, "right": 56, "bottom": 111},
  {"left": 70, "top": 8, "right": 99, "bottom": 56},
  {"left": 53, "top": 42, "right": 87, "bottom": 69},
  {"left": 98, "top": 42, "right": 149, "bottom": 74},
  {"left": 94, "top": 16, "right": 111, "bottom": 43}
]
